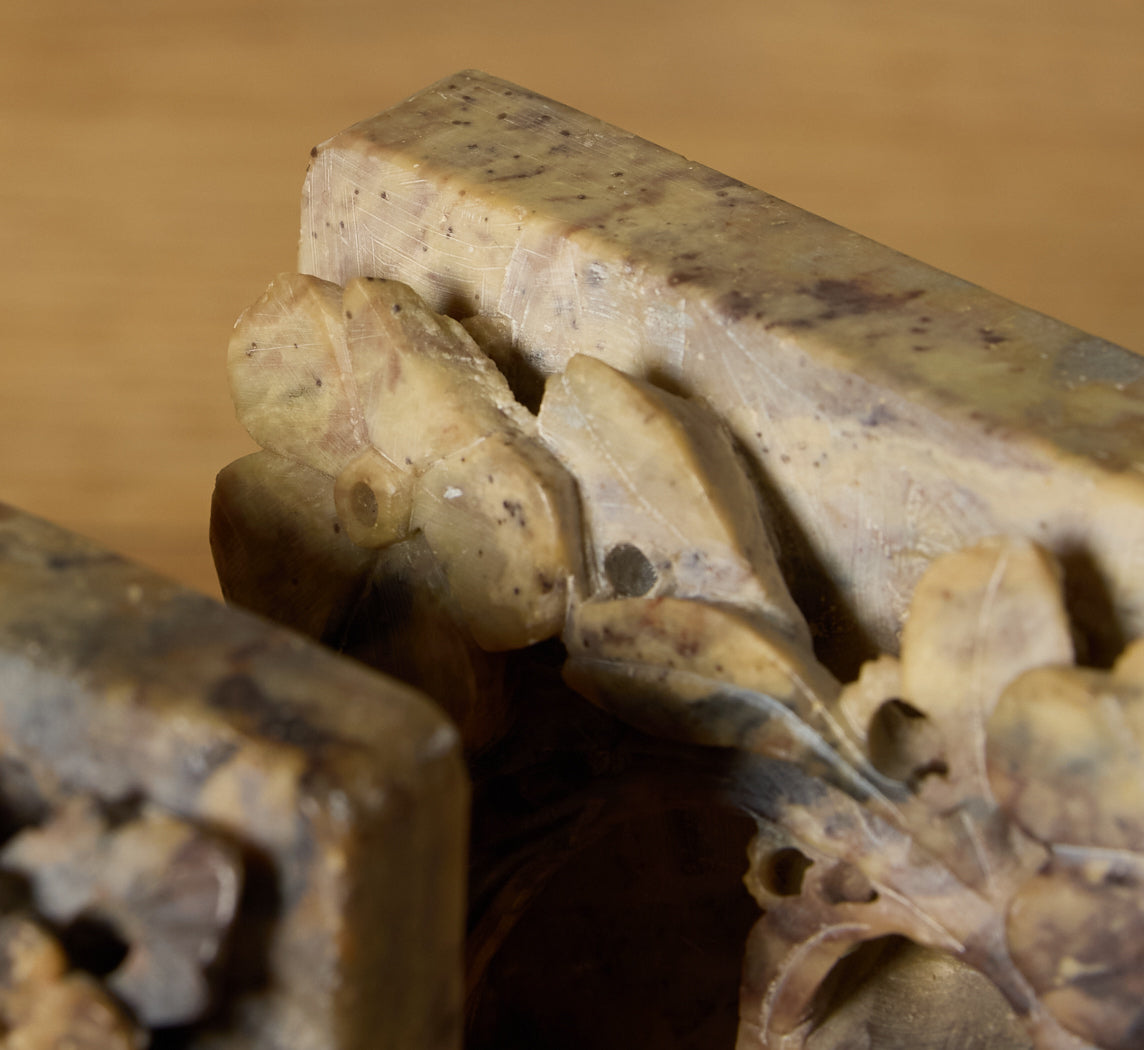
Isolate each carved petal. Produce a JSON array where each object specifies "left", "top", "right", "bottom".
[
  {"left": 1, "top": 798, "right": 242, "bottom": 1027},
  {"left": 563, "top": 597, "right": 882, "bottom": 782},
  {"left": 228, "top": 272, "right": 367, "bottom": 477},
  {"left": 0, "top": 906, "right": 141, "bottom": 1048},
  {"left": 1007, "top": 855, "right": 1144, "bottom": 1050},
  {"left": 412, "top": 430, "right": 582, "bottom": 650},
  {"left": 900, "top": 537, "right": 1074, "bottom": 806},
  {"left": 539, "top": 353, "right": 809, "bottom": 640},
  {"left": 343, "top": 276, "right": 535, "bottom": 468},
  {"left": 988, "top": 666, "right": 1144, "bottom": 850}
]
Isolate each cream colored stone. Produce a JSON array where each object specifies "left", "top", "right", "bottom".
[
  {"left": 540, "top": 353, "right": 809, "bottom": 641},
  {"left": 342, "top": 276, "right": 534, "bottom": 467},
  {"left": 208, "top": 72, "right": 1144, "bottom": 1050},
  {"left": 899, "top": 537, "right": 1075, "bottom": 804},
  {"left": 987, "top": 666, "right": 1144, "bottom": 850},
  {"left": 566, "top": 597, "right": 840, "bottom": 743},
  {"left": 300, "top": 70, "right": 1144, "bottom": 659},
  {"left": 228, "top": 272, "right": 367, "bottom": 478},
  {"left": 412, "top": 429, "right": 581, "bottom": 650}
]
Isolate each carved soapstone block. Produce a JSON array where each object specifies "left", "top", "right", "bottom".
[
  {"left": 0, "top": 502, "right": 467, "bottom": 1049},
  {"left": 300, "top": 69, "right": 1144, "bottom": 670},
  {"left": 215, "top": 267, "right": 1144, "bottom": 1048},
  {"left": 211, "top": 73, "right": 1144, "bottom": 1050}
]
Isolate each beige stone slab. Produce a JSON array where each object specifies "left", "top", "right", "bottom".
[
  {"left": 300, "top": 70, "right": 1144, "bottom": 665},
  {"left": 0, "top": 502, "right": 466, "bottom": 1050}
]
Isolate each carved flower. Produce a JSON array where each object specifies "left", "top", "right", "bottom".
[
  {"left": 0, "top": 911, "right": 142, "bottom": 1048},
  {"left": 0, "top": 796, "right": 242, "bottom": 1028}
]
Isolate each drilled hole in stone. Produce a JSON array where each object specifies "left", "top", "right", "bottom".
[
  {"left": 350, "top": 481, "right": 379, "bottom": 528},
  {"left": 867, "top": 699, "right": 948, "bottom": 784},
  {"left": 61, "top": 912, "right": 130, "bottom": 977},
  {"left": 604, "top": 544, "right": 657, "bottom": 597},
  {"left": 763, "top": 847, "right": 813, "bottom": 896}
]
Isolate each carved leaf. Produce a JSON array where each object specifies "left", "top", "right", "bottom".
[{"left": 219, "top": 273, "right": 1144, "bottom": 1050}]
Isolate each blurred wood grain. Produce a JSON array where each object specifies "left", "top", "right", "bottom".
[{"left": 1, "top": 0, "right": 1141, "bottom": 597}]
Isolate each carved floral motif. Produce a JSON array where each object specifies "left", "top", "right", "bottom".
[{"left": 217, "top": 272, "right": 1143, "bottom": 1049}]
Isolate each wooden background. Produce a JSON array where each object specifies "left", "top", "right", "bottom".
[{"left": 2, "top": 0, "right": 1141, "bottom": 598}]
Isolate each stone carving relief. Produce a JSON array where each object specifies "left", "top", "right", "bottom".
[{"left": 212, "top": 272, "right": 1144, "bottom": 1049}]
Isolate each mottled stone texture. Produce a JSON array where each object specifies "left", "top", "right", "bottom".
[
  {"left": 0, "top": 502, "right": 467, "bottom": 1050},
  {"left": 301, "top": 70, "right": 1144, "bottom": 667},
  {"left": 212, "top": 451, "right": 764, "bottom": 1050}
]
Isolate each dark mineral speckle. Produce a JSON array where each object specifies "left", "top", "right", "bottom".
[
  {"left": 716, "top": 289, "right": 759, "bottom": 323},
  {"left": 804, "top": 278, "right": 924, "bottom": 321}
]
